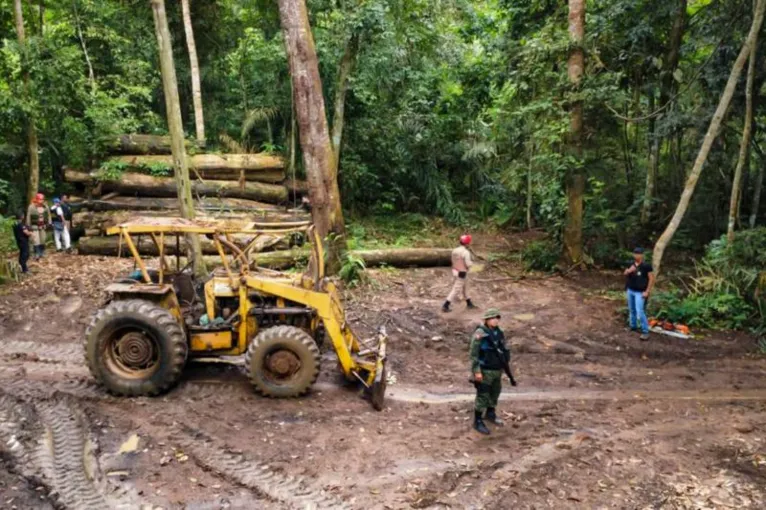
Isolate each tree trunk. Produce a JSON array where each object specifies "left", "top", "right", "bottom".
[
  {"left": 104, "top": 153, "right": 285, "bottom": 182},
  {"left": 277, "top": 0, "right": 347, "bottom": 274},
  {"left": 563, "top": 0, "right": 586, "bottom": 266},
  {"left": 73, "top": 0, "right": 95, "bottom": 92},
  {"left": 526, "top": 163, "right": 534, "bottom": 230},
  {"left": 641, "top": 0, "right": 687, "bottom": 225},
  {"left": 643, "top": 93, "right": 659, "bottom": 225},
  {"left": 331, "top": 32, "right": 359, "bottom": 175},
  {"left": 180, "top": 0, "right": 205, "bottom": 145},
  {"left": 151, "top": 0, "right": 205, "bottom": 275},
  {"left": 14, "top": 0, "right": 40, "bottom": 206},
  {"left": 106, "top": 134, "right": 195, "bottom": 155},
  {"left": 727, "top": 20, "right": 759, "bottom": 243},
  {"left": 652, "top": 0, "right": 766, "bottom": 276},
  {"left": 65, "top": 168, "right": 289, "bottom": 203}
]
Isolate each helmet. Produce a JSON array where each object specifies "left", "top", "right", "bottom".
[
  {"left": 53, "top": 197, "right": 61, "bottom": 204},
  {"left": 482, "top": 308, "right": 501, "bottom": 320},
  {"left": 35, "top": 193, "right": 44, "bottom": 202},
  {"left": 459, "top": 234, "right": 472, "bottom": 246}
]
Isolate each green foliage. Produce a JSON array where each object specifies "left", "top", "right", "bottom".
[
  {"left": 0, "top": 215, "right": 16, "bottom": 256},
  {"left": 338, "top": 252, "right": 367, "bottom": 287},
  {"left": 96, "top": 160, "right": 127, "bottom": 181},
  {"left": 650, "top": 229, "right": 766, "bottom": 331},
  {"left": 521, "top": 240, "right": 559, "bottom": 272}
]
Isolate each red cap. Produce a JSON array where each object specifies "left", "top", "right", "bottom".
[{"left": 460, "top": 234, "right": 472, "bottom": 245}]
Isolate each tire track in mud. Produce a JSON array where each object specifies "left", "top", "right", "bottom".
[
  {"left": 0, "top": 340, "right": 84, "bottom": 365},
  {"left": 177, "top": 426, "right": 350, "bottom": 510},
  {"left": 0, "top": 390, "right": 151, "bottom": 510}
]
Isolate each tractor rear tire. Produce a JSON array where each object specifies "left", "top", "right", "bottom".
[
  {"left": 246, "top": 325, "right": 320, "bottom": 398},
  {"left": 84, "top": 299, "right": 187, "bottom": 396}
]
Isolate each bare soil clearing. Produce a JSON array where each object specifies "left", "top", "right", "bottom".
[{"left": 0, "top": 247, "right": 764, "bottom": 509}]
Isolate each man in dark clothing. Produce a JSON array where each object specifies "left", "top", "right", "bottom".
[
  {"left": 13, "top": 211, "right": 31, "bottom": 274},
  {"left": 61, "top": 194, "right": 73, "bottom": 230},
  {"left": 469, "top": 308, "right": 516, "bottom": 435},
  {"left": 624, "top": 247, "right": 655, "bottom": 340}
]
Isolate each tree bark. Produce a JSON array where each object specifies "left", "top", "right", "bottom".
[
  {"left": 105, "top": 154, "right": 285, "bottom": 182},
  {"left": 563, "top": 0, "right": 586, "bottom": 266},
  {"left": 180, "top": 0, "right": 205, "bottom": 145},
  {"left": 331, "top": 32, "right": 359, "bottom": 175},
  {"left": 641, "top": 0, "right": 687, "bottom": 225},
  {"left": 278, "top": 0, "right": 347, "bottom": 274},
  {"left": 653, "top": 0, "right": 766, "bottom": 276},
  {"left": 151, "top": 0, "right": 205, "bottom": 275},
  {"left": 65, "top": 168, "right": 289, "bottom": 203},
  {"left": 14, "top": 0, "right": 40, "bottom": 206},
  {"left": 727, "top": 16, "right": 759, "bottom": 243}
]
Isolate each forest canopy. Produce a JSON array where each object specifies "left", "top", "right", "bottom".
[{"left": 1, "top": 0, "right": 764, "bottom": 264}]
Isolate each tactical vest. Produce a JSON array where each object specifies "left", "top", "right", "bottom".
[
  {"left": 475, "top": 326, "right": 509, "bottom": 370},
  {"left": 28, "top": 206, "right": 49, "bottom": 228}
]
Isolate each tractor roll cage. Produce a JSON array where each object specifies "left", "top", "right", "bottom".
[{"left": 105, "top": 217, "right": 322, "bottom": 286}]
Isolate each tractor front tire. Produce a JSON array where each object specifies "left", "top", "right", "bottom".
[
  {"left": 246, "top": 325, "right": 320, "bottom": 398},
  {"left": 85, "top": 299, "right": 187, "bottom": 396}
]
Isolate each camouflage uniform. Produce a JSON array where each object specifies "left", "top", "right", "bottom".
[{"left": 470, "top": 324, "right": 510, "bottom": 414}]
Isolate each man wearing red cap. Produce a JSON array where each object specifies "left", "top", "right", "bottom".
[
  {"left": 26, "top": 193, "right": 50, "bottom": 259},
  {"left": 442, "top": 234, "right": 477, "bottom": 312}
]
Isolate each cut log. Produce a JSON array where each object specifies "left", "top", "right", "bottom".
[
  {"left": 77, "top": 234, "right": 291, "bottom": 257},
  {"left": 72, "top": 196, "right": 287, "bottom": 213},
  {"left": 105, "top": 134, "right": 195, "bottom": 155},
  {"left": 105, "top": 153, "right": 285, "bottom": 183},
  {"left": 284, "top": 178, "right": 309, "bottom": 196},
  {"left": 73, "top": 208, "right": 309, "bottom": 234},
  {"left": 65, "top": 168, "right": 288, "bottom": 203},
  {"left": 78, "top": 242, "right": 452, "bottom": 269},
  {"left": 354, "top": 248, "right": 452, "bottom": 267}
]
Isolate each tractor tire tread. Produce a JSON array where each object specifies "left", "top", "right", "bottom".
[
  {"left": 84, "top": 299, "right": 187, "bottom": 397},
  {"left": 245, "top": 325, "right": 320, "bottom": 398}
]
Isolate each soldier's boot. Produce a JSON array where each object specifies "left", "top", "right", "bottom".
[
  {"left": 485, "top": 408, "right": 504, "bottom": 426},
  {"left": 474, "top": 411, "right": 490, "bottom": 435},
  {"left": 442, "top": 301, "right": 451, "bottom": 313},
  {"left": 466, "top": 298, "right": 477, "bottom": 310}
]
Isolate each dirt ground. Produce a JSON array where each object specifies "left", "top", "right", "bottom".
[{"left": 0, "top": 244, "right": 765, "bottom": 509}]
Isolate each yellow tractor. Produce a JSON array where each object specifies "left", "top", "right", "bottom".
[{"left": 83, "top": 217, "right": 387, "bottom": 409}]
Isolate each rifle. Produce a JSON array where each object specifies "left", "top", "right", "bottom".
[{"left": 468, "top": 336, "right": 518, "bottom": 387}]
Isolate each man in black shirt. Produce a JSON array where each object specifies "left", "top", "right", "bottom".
[
  {"left": 12, "top": 210, "right": 31, "bottom": 274},
  {"left": 624, "top": 247, "right": 655, "bottom": 340}
]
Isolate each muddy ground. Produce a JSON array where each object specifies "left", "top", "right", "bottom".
[{"left": 0, "top": 246, "right": 764, "bottom": 509}]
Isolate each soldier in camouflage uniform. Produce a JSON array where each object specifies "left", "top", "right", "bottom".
[{"left": 469, "top": 308, "right": 516, "bottom": 435}]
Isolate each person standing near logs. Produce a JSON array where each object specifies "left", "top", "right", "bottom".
[
  {"left": 51, "top": 197, "right": 71, "bottom": 252},
  {"left": 442, "top": 234, "right": 477, "bottom": 313},
  {"left": 26, "top": 193, "right": 50, "bottom": 260}
]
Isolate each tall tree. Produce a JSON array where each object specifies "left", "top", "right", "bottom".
[
  {"left": 151, "top": 0, "right": 205, "bottom": 275},
  {"left": 727, "top": 10, "right": 759, "bottom": 243},
  {"left": 652, "top": 0, "right": 766, "bottom": 276},
  {"left": 13, "top": 0, "right": 40, "bottom": 205},
  {"left": 641, "top": 0, "right": 687, "bottom": 225},
  {"left": 331, "top": 31, "right": 360, "bottom": 175},
  {"left": 278, "top": 0, "right": 347, "bottom": 272},
  {"left": 180, "top": 0, "right": 205, "bottom": 145},
  {"left": 563, "top": 0, "right": 586, "bottom": 266}
]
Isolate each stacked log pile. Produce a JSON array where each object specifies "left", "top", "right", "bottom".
[
  {"left": 68, "top": 134, "right": 452, "bottom": 270},
  {"left": 68, "top": 133, "right": 309, "bottom": 243}
]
